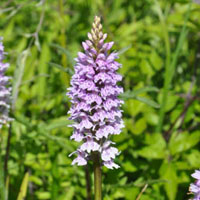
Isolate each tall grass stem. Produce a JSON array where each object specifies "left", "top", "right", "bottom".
[{"left": 156, "top": 1, "right": 192, "bottom": 133}]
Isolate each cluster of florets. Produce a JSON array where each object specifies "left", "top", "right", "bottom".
[
  {"left": 67, "top": 16, "right": 124, "bottom": 169},
  {"left": 189, "top": 170, "right": 200, "bottom": 200},
  {"left": 0, "top": 37, "right": 11, "bottom": 129}
]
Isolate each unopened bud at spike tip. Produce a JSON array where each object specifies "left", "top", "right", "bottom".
[
  {"left": 88, "top": 33, "right": 93, "bottom": 41},
  {"left": 87, "top": 16, "right": 105, "bottom": 49}
]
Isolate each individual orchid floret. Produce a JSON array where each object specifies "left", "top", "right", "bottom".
[
  {"left": 67, "top": 16, "right": 124, "bottom": 169},
  {"left": 189, "top": 170, "right": 200, "bottom": 200},
  {"left": 69, "top": 150, "right": 88, "bottom": 166},
  {"left": 0, "top": 37, "right": 12, "bottom": 129}
]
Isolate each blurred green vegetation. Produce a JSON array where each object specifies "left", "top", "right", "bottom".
[{"left": 0, "top": 0, "right": 200, "bottom": 199}]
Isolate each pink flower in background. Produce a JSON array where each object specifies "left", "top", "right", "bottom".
[
  {"left": 0, "top": 37, "right": 12, "bottom": 128},
  {"left": 189, "top": 170, "right": 200, "bottom": 200}
]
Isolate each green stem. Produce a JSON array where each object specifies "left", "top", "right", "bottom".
[
  {"left": 154, "top": 0, "right": 171, "bottom": 133},
  {"left": 93, "top": 153, "right": 102, "bottom": 200},
  {"left": 0, "top": 130, "right": 6, "bottom": 200},
  {"left": 58, "top": 0, "right": 69, "bottom": 87},
  {"left": 4, "top": 123, "right": 12, "bottom": 178},
  {"left": 85, "top": 164, "right": 92, "bottom": 200}
]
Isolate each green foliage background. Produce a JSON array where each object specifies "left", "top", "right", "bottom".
[{"left": 0, "top": 0, "right": 200, "bottom": 199}]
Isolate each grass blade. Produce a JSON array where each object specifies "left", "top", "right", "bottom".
[
  {"left": 120, "top": 90, "right": 160, "bottom": 108},
  {"left": 17, "top": 172, "right": 29, "bottom": 200},
  {"left": 50, "top": 43, "right": 75, "bottom": 66},
  {"left": 156, "top": 2, "right": 192, "bottom": 133},
  {"left": 11, "top": 50, "right": 29, "bottom": 111},
  {"left": 48, "top": 62, "right": 74, "bottom": 75},
  {"left": 117, "top": 45, "right": 132, "bottom": 55},
  {"left": 135, "top": 96, "right": 160, "bottom": 109},
  {"left": 132, "top": 86, "right": 159, "bottom": 96}
]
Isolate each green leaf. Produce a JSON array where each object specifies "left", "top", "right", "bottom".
[
  {"left": 158, "top": 92, "right": 179, "bottom": 112},
  {"left": 36, "top": 192, "right": 51, "bottom": 200},
  {"left": 12, "top": 49, "right": 29, "bottom": 110},
  {"left": 123, "top": 161, "right": 137, "bottom": 172},
  {"left": 144, "top": 133, "right": 167, "bottom": 147},
  {"left": 169, "top": 131, "right": 200, "bottom": 155},
  {"left": 185, "top": 150, "right": 200, "bottom": 168},
  {"left": 125, "top": 187, "right": 139, "bottom": 200},
  {"left": 24, "top": 153, "right": 36, "bottom": 166},
  {"left": 48, "top": 62, "right": 74, "bottom": 75},
  {"left": 135, "top": 96, "right": 160, "bottom": 108},
  {"left": 17, "top": 172, "right": 29, "bottom": 200},
  {"left": 144, "top": 112, "right": 159, "bottom": 126},
  {"left": 124, "top": 99, "right": 145, "bottom": 116},
  {"left": 140, "top": 59, "right": 154, "bottom": 76},
  {"left": 132, "top": 118, "right": 147, "bottom": 135},
  {"left": 58, "top": 187, "right": 75, "bottom": 200},
  {"left": 137, "top": 144, "right": 166, "bottom": 159},
  {"left": 159, "top": 162, "right": 178, "bottom": 200},
  {"left": 149, "top": 50, "right": 163, "bottom": 71},
  {"left": 29, "top": 176, "right": 43, "bottom": 186},
  {"left": 137, "top": 133, "right": 167, "bottom": 159}
]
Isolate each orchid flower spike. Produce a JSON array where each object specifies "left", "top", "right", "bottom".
[{"left": 67, "top": 16, "right": 124, "bottom": 169}]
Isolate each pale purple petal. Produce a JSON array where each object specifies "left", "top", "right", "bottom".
[
  {"left": 107, "top": 52, "right": 118, "bottom": 63},
  {"left": 80, "top": 136, "right": 100, "bottom": 153},
  {"left": 192, "top": 170, "right": 200, "bottom": 180},
  {"left": 82, "top": 42, "right": 90, "bottom": 51},
  {"left": 70, "top": 150, "right": 88, "bottom": 166},
  {"left": 84, "top": 93, "right": 102, "bottom": 105},
  {"left": 80, "top": 117, "right": 93, "bottom": 130},
  {"left": 70, "top": 130, "right": 84, "bottom": 142},
  {"left": 102, "top": 42, "right": 114, "bottom": 51},
  {"left": 101, "top": 144, "right": 119, "bottom": 161},
  {"left": 103, "top": 160, "right": 120, "bottom": 169},
  {"left": 90, "top": 109, "right": 106, "bottom": 122}
]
